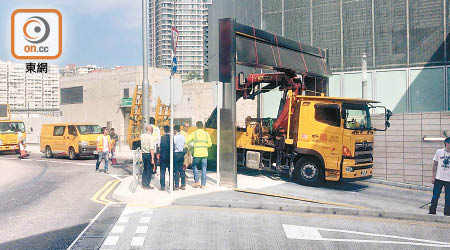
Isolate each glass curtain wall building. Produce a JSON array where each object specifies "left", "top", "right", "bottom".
[
  {"left": 207, "top": 0, "right": 450, "bottom": 116},
  {"left": 149, "top": 0, "right": 211, "bottom": 81}
]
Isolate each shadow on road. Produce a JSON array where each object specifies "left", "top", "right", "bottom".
[
  {"left": 0, "top": 223, "right": 88, "bottom": 250},
  {"left": 235, "top": 167, "right": 369, "bottom": 193}
]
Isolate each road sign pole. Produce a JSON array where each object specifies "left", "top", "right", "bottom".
[{"left": 169, "top": 51, "right": 174, "bottom": 194}]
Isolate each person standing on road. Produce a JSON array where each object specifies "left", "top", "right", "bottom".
[
  {"left": 141, "top": 125, "right": 156, "bottom": 189},
  {"left": 96, "top": 127, "right": 112, "bottom": 174},
  {"left": 159, "top": 125, "right": 170, "bottom": 191},
  {"left": 186, "top": 121, "right": 212, "bottom": 189},
  {"left": 174, "top": 125, "right": 186, "bottom": 190},
  {"left": 181, "top": 122, "right": 192, "bottom": 173},
  {"left": 110, "top": 128, "right": 119, "bottom": 165},
  {"left": 149, "top": 117, "right": 161, "bottom": 173},
  {"left": 429, "top": 137, "right": 450, "bottom": 216}
]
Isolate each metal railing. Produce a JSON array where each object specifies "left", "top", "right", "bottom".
[{"left": 129, "top": 147, "right": 143, "bottom": 193}]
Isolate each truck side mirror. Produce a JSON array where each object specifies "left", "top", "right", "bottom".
[{"left": 386, "top": 109, "right": 392, "bottom": 120}]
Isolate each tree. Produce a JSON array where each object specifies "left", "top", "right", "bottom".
[{"left": 184, "top": 72, "right": 203, "bottom": 82}]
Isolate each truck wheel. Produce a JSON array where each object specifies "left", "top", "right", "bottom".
[
  {"left": 68, "top": 147, "right": 77, "bottom": 160},
  {"left": 45, "top": 146, "right": 53, "bottom": 158},
  {"left": 293, "top": 156, "right": 323, "bottom": 186}
]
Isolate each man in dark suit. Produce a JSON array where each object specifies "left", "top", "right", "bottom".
[{"left": 159, "top": 125, "right": 170, "bottom": 191}]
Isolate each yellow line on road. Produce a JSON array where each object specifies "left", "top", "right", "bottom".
[
  {"left": 233, "top": 188, "right": 367, "bottom": 209},
  {"left": 91, "top": 180, "right": 116, "bottom": 205},
  {"left": 98, "top": 180, "right": 120, "bottom": 204}
]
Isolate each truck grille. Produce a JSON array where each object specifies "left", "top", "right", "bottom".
[{"left": 354, "top": 142, "right": 373, "bottom": 164}]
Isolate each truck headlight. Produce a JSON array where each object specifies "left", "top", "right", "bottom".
[
  {"left": 79, "top": 141, "right": 88, "bottom": 146},
  {"left": 0, "top": 140, "right": 3, "bottom": 146},
  {"left": 346, "top": 167, "right": 354, "bottom": 172}
]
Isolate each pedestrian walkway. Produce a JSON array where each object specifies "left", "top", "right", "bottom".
[
  {"left": 113, "top": 170, "right": 228, "bottom": 206},
  {"left": 100, "top": 206, "right": 154, "bottom": 249}
]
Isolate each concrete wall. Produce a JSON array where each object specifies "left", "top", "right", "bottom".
[
  {"left": 59, "top": 66, "right": 172, "bottom": 148},
  {"left": 175, "top": 82, "right": 257, "bottom": 126},
  {"left": 10, "top": 116, "right": 60, "bottom": 144},
  {"left": 372, "top": 111, "right": 450, "bottom": 187}
]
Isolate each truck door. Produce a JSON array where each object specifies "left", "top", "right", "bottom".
[
  {"left": 311, "top": 104, "right": 343, "bottom": 170},
  {"left": 65, "top": 125, "right": 78, "bottom": 153}
]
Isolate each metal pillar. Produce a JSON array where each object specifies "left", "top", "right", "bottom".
[
  {"left": 218, "top": 18, "right": 237, "bottom": 188},
  {"left": 142, "top": 0, "right": 149, "bottom": 129},
  {"left": 361, "top": 52, "right": 368, "bottom": 99}
]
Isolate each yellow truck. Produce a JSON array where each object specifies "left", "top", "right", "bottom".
[
  {"left": 40, "top": 123, "right": 102, "bottom": 159},
  {"left": 0, "top": 104, "right": 26, "bottom": 154},
  {"left": 204, "top": 72, "right": 391, "bottom": 186}
]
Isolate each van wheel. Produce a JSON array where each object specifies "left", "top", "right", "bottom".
[
  {"left": 293, "top": 156, "right": 323, "bottom": 186},
  {"left": 45, "top": 146, "right": 53, "bottom": 158},
  {"left": 68, "top": 147, "right": 77, "bottom": 160}
]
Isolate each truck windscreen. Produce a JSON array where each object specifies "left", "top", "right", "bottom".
[
  {"left": 0, "top": 122, "right": 25, "bottom": 133},
  {"left": 343, "top": 104, "right": 371, "bottom": 130}
]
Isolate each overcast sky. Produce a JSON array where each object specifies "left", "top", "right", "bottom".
[{"left": 0, "top": 0, "right": 143, "bottom": 67}]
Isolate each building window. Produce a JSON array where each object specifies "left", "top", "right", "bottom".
[
  {"left": 123, "top": 88, "right": 129, "bottom": 98},
  {"left": 61, "top": 86, "right": 83, "bottom": 105}
]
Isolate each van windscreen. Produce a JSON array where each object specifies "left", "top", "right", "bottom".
[{"left": 77, "top": 125, "right": 102, "bottom": 135}]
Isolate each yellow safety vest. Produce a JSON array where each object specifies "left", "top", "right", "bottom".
[
  {"left": 187, "top": 129, "right": 211, "bottom": 158},
  {"left": 97, "top": 135, "right": 112, "bottom": 151}
]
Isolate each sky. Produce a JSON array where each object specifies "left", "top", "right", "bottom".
[{"left": 0, "top": 0, "right": 143, "bottom": 67}]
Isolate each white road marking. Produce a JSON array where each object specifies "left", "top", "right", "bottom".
[
  {"left": 283, "top": 225, "right": 322, "bottom": 240},
  {"left": 75, "top": 163, "right": 96, "bottom": 166},
  {"left": 135, "top": 226, "right": 148, "bottom": 234},
  {"left": 143, "top": 209, "right": 153, "bottom": 215},
  {"left": 121, "top": 207, "right": 145, "bottom": 216},
  {"left": 103, "top": 236, "right": 120, "bottom": 246},
  {"left": 130, "top": 237, "right": 145, "bottom": 246},
  {"left": 111, "top": 225, "right": 125, "bottom": 234},
  {"left": 117, "top": 217, "right": 129, "bottom": 223},
  {"left": 283, "top": 224, "right": 450, "bottom": 248},
  {"left": 139, "top": 217, "right": 151, "bottom": 224}
]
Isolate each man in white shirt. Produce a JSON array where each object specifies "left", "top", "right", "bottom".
[
  {"left": 141, "top": 125, "right": 155, "bottom": 189},
  {"left": 173, "top": 125, "right": 186, "bottom": 190},
  {"left": 429, "top": 137, "right": 450, "bottom": 216},
  {"left": 96, "top": 127, "right": 112, "bottom": 174}
]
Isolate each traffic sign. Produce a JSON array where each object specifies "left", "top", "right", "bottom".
[{"left": 172, "top": 57, "right": 177, "bottom": 74}]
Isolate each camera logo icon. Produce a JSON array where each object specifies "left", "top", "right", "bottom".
[{"left": 11, "top": 9, "right": 62, "bottom": 59}]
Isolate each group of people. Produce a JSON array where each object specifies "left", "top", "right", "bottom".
[
  {"left": 140, "top": 118, "right": 212, "bottom": 191},
  {"left": 95, "top": 127, "right": 119, "bottom": 174}
]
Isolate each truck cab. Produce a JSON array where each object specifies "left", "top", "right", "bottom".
[
  {"left": 0, "top": 104, "right": 26, "bottom": 154},
  {"left": 0, "top": 120, "right": 26, "bottom": 153}
]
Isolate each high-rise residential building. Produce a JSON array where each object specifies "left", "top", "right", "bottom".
[
  {"left": 0, "top": 60, "right": 59, "bottom": 112},
  {"left": 149, "top": 0, "right": 211, "bottom": 81}
]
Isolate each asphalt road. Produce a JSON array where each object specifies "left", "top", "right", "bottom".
[
  {"left": 99, "top": 205, "right": 450, "bottom": 250},
  {"left": 0, "top": 152, "right": 131, "bottom": 250}
]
